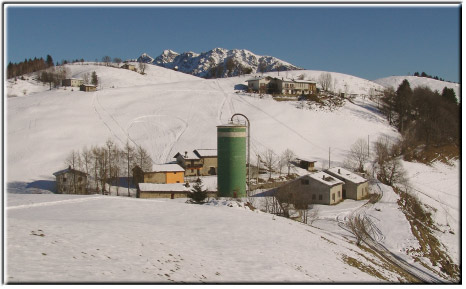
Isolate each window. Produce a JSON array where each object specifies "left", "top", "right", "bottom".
[
  {"left": 338, "top": 191, "right": 341, "bottom": 198},
  {"left": 319, "top": 195, "right": 323, "bottom": 200},
  {"left": 332, "top": 193, "right": 335, "bottom": 201},
  {"left": 191, "top": 169, "right": 194, "bottom": 173},
  {"left": 312, "top": 194, "right": 316, "bottom": 200},
  {"left": 301, "top": 179, "right": 309, "bottom": 185},
  {"left": 63, "top": 177, "right": 67, "bottom": 182}
]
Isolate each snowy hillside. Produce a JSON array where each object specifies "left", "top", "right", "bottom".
[
  {"left": 139, "top": 48, "right": 302, "bottom": 78},
  {"left": 5, "top": 64, "right": 460, "bottom": 283},
  {"left": 373, "top": 76, "right": 460, "bottom": 101}
]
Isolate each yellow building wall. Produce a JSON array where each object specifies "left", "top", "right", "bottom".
[{"left": 166, "top": 171, "right": 184, "bottom": 183}]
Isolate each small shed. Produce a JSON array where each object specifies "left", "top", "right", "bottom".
[
  {"left": 144, "top": 163, "right": 185, "bottom": 184},
  {"left": 53, "top": 166, "right": 88, "bottom": 194},
  {"left": 80, "top": 84, "right": 97, "bottom": 92},
  {"left": 296, "top": 157, "right": 317, "bottom": 172},
  {"left": 138, "top": 183, "right": 190, "bottom": 199},
  {"left": 325, "top": 167, "right": 369, "bottom": 200}
]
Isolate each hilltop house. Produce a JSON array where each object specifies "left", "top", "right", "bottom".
[
  {"left": 53, "top": 166, "right": 88, "bottom": 194},
  {"left": 80, "top": 84, "right": 96, "bottom": 92},
  {"left": 143, "top": 163, "right": 185, "bottom": 184},
  {"left": 62, "top": 78, "right": 84, "bottom": 87},
  {"left": 275, "top": 171, "right": 344, "bottom": 206},
  {"left": 325, "top": 167, "right": 369, "bottom": 200},
  {"left": 121, "top": 63, "right": 136, "bottom": 71},
  {"left": 247, "top": 76, "right": 317, "bottom": 95},
  {"left": 174, "top": 149, "right": 218, "bottom": 177}
]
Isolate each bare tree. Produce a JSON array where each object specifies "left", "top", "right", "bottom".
[
  {"left": 372, "top": 137, "right": 407, "bottom": 186},
  {"left": 346, "top": 213, "right": 370, "bottom": 246},
  {"left": 318, "top": 72, "right": 332, "bottom": 92},
  {"left": 113, "top": 57, "right": 122, "bottom": 65},
  {"left": 102, "top": 56, "right": 111, "bottom": 66},
  {"left": 138, "top": 61, "right": 147, "bottom": 75},
  {"left": 134, "top": 145, "right": 153, "bottom": 172},
  {"left": 281, "top": 149, "right": 296, "bottom": 176},
  {"left": 123, "top": 141, "right": 135, "bottom": 197},
  {"left": 82, "top": 72, "right": 90, "bottom": 84},
  {"left": 261, "top": 149, "right": 277, "bottom": 180},
  {"left": 344, "top": 138, "right": 369, "bottom": 173}
]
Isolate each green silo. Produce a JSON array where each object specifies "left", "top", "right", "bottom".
[{"left": 217, "top": 124, "right": 247, "bottom": 198}]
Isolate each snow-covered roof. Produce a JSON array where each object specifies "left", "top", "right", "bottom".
[
  {"left": 194, "top": 149, "right": 217, "bottom": 158},
  {"left": 138, "top": 183, "right": 189, "bottom": 192},
  {"left": 309, "top": 171, "right": 344, "bottom": 187},
  {"left": 326, "top": 167, "right": 367, "bottom": 184},
  {"left": 151, "top": 163, "right": 185, "bottom": 172},
  {"left": 174, "top": 151, "right": 200, "bottom": 160},
  {"left": 296, "top": 157, "right": 316, "bottom": 163},
  {"left": 246, "top": 76, "right": 266, "bottom": 82}
]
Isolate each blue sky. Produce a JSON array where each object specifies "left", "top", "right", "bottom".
[{"left": 6, "top": 5, "right": 460, "bottom": 82}]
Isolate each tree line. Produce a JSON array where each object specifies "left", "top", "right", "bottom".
[
  {"left": 412, "top": 71, "right": 448, "bottom": 82},
  {"left": 65, "top": 139, "right": 152, "bottom": 196},
  {"left": 7, "top": 55, "right": 54, "bottom": 79},
  {"left": 380, "top": 80, "right": 459, "bottom": 156}
]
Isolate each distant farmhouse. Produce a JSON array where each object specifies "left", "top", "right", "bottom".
[
  {"left": 53, "top": 166, "right": 88, "bottom": 194},
  {"left": 121, "top": 63, "right": 136, "bottom": 71},
  {"left": 174, "top": 149, "right": 218, "bottom": 177},
  {"left": 80, "top": 84, "right": 97, "bottom": 92},
  {"left": 247, "top": 76, "right": 317, "bottom": 95},
  {"left": 276, "top": 171, "right": 344, "bottom": 206},
  {"left": 325, "top": 167, "right": 369, "bottom": 200},
  {"left": 62, "top": 78, "right": 84, "bottom": 87},
  {"left": 143, "top": 163, "right": 185, "bottom": 184}
]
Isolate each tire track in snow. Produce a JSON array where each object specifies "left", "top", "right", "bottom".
[{"left": 7, "top": 196, "right": 103, "bottom": 210}]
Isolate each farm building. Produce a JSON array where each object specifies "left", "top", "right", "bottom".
[
  {"left": 80, "top": 84, "right": 96, "bottom": 92},
  {"left": 174, "top": 149, "right": 218, "bottom": 177},
  {"left": 193, "top": 149, "right": 218, "bottom": 175},
  {"left": 275, "top": 171, "right": 344, "bottom": 206},
  {"left": 143, "top": 163, "right": 185, "bottom": 184},
  {"left": 53, "top": 166, "right": 88, "bottom": 195},
  {"left": 121, "top": 63, "right": 136, "bottom": 71},
  {"left": 246, "top": 76, "right": 317, "bottom": 95},
  {"left": 296, "top": 157, "right": 318, "bottom": 172},
  {"left": 325, "top": 167, "right": 369, "bottom": 200},
  {"left": 62, "top": 78, "right": 84, "bottom": 87},
  {"left": 174, "top": 151, "right": 203, "bottom": 177},
  {"left": 138, "top": 183, "right": 190, "bottom": 199}
]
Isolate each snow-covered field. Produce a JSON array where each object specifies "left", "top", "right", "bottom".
[{"left": 4, "top": 63, "right": 460, "bottom": 283}]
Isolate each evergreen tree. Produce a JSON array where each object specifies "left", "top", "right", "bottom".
[
  {"left": 188, "top": 178, "right": 207, "bottom": 204},
  {"left": 46, "top": 54, "right": 54, "bottom": 68},
  {"left": 91, "top": 71, "right": 98, "bottom": 86},
  {"left": 395, "top": 79, "right": 413, "bottom": 132},
  {"left": 441, "top": 87, "right": 457, "bottom": 104}
]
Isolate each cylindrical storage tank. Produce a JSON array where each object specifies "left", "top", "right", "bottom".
[{"left": 217, "top": 124, "right": 247, "bottom": 198}]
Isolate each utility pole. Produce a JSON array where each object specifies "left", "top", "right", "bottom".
[{"left": 328, "top": 147, "right": 331, "bottom": 169}]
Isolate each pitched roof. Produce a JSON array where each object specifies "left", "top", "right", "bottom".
[
  {"left": 174, "top": 151, "right": 200, "bottom": 160},
  {"left": 194, "top": 149, "right": 217, "bottom": 158},
  {"left": 151, "top": 163, "right": 185, "bottom": 172},
  {"left": 138, "top": 183, "right": 189, "bottom": 192},
  {"left": 326, "top": 167, "right": 367, "bottom": 184},
  {"left": 53, "top": 167, "right": 87, "bottom": 176},
  {"left": 309, "top": 171, "right": 344, "bottom": 187}
]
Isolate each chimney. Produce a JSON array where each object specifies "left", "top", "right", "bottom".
[
  {"left": 338, "top": 169, "right": 341, "bottom": 174},
  {"left": 322, "top": 174, "right": 325, "bottom": 180},
  {"left": 184, "top": 151, "right": 188, "bottom": 158}
]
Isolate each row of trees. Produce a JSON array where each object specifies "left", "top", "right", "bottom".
[
  {"left": 65, "top": 139, "right": 152, "bottom": 196},
  {"left": 7, "top": 55, "right": 54, "bottom": 79},
  {"left": 412, "top": 71, "right": 447, "bottom": 82},
  {"left": 380, "top": 80, "right": 459, "bottom": 150}
]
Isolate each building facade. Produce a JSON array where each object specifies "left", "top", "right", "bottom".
[
  {"left": 62, "top": 78, "right": 84, "bottom": 87},
  {"left": 53, "top": 166, "right": 88, "bottom": 194},
  {"left": 325, "top": 167, "right": 369, "bottom": 200},
  {"left": 80, "top": 84, "right": 97, "bottom": 92},
  {"left": 247, "top": 76, "right": 317, "bottom": 95},
  {"left": 143, "top": 164, "right": 185, "bottom": 184}
]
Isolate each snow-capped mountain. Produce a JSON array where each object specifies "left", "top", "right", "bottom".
[{"left": 137, "top": 48, "right": 302, "bottom": 78}]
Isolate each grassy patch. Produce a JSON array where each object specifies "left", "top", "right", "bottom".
[
  {"left": 342, "top": 254, "right": 389, "bottom": 281},
  {"left": 395, "top": 187, "right": 459, "bottom": 281},
  {"left": 403, "top": 143, "right": 459, "bottom": 165}
]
